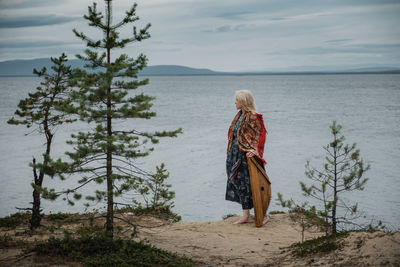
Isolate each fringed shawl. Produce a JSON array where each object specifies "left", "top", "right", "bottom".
[{"left": 227, "top": 110, "right": 267, "bottom": 164}]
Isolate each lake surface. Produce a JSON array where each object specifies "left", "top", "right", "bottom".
[{"left": 1, "top": 74, "right": 399, "bottom": 229}]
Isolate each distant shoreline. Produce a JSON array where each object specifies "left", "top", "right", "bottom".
[
  {"left": 2, "top": 59, "right": 400, "bottom": 76},
  {"left": 1, "top": 71, "right": 400, "bottom": 78}
]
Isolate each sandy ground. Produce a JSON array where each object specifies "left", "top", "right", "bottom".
[
  {"left": 134, "top": 214, "right": 400, "bottom": 266},
  {"left": 1, "top": 213, "right": 399, "bottom": 266}
]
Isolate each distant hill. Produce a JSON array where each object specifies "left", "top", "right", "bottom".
[
  {"left": 0, "top": 58, "right": 399, "bottom": 76},
  {"left": 0, "top": 58, "right": 83, "bottom": 76},
  {"left": 0, "top": 58, "right": 220, "bottom": 76},
  {"left": 139, "top": 65, "right": 218, "bottom": 75},
  {"left": 263, "top": 64, "right": 400, "bottom": 73},
  {"left": 339, "top": 66, "right": 400, "bottom": 73}
]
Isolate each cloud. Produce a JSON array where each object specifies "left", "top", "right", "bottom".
[
  {"left": 206, "top": 24, "right": 248, "bottom": 33},
  {"left": 216, "top": 25, "right": 231, "bottom": 32},
  {"left": 325, "top": 39, "right": 353, "bottom": 44},
  {"left": 269, "top": 17, "right": 287, "bottom": 21},
  {"left": 0, "top": 40, "right": 77, "bottom": 49},
  {"left": 266, "top": 43, "right": 400, "bottom": 56},
  {"left": 0, "top": 14, "right": 78, "bottom": 28},
  {"left": 0, "top": 0, "right": 56, "bottom": 9},
  {"left": 1, "top": 0, "right": 400, "bottom": 71},
  {"left": 216, "top": 11, "right": 253, "bottom": 20},
  {"left": 354, "top": 43, "right": 400, "bottom": 49}
]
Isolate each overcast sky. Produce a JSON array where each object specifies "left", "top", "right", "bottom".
[{"left": 0, "top": 0, "right": 399, "bottom": 71}]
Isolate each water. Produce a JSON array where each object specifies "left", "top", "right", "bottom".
[{"left": 1, "top": 74, "right": 399, "bottom": 229}]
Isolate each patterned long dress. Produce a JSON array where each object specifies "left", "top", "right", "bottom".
[{"left": 225, "top": 114, "right": 253, "bottom": 210}]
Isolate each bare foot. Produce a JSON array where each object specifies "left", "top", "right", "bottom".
[
  {"left": 233, "top": 216, "right": 251, "bottom": 224},
  {"left": 262, "top": 215, "right": 270, "bottom": 225}
]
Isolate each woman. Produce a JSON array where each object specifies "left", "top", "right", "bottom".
[{"left": 225, "top": 90, "right": 268, "bottom": 225}]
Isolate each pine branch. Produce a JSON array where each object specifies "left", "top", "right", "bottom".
[
  {"left": 323, "top": 145, "right": 335, "bottom": 159},
  {"left": 111, "top": 3, "right": 139, "bottom": 30},
  {"left": 55, "top": 176, "right": 101, "bottom": 195},
  {"left": 72, "top": 29, "right": 101, "bottom": 48},
  {"left": 84, "top": 2, "right": 106, "bottom": 30},
  {"left": 113, "top": 165, "right": 142, "bottom": 178}
]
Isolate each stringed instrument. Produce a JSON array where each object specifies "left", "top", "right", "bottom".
[{"left": 247, "top": 157, "right": 272, "bottom": 227}]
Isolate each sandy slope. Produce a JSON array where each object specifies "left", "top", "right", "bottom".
[
  {"left": 1, "top": 213, "right": 399, "bottom": 266},
  {"left": 135, "top": 214, "right": 400, "bottom": 266}
]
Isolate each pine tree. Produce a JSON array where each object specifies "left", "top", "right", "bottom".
[
  {"left": 278, "top": 121, "right": 370, "bottom": 234},
  {"left": 134, "top": 163, "right": 176, "bottom": 211},
  {"left": 62, "top": 0, "right": 181, "bottom": 235},
  {"left": 7, "top": 54, "right": 73, "bottom": 230}
]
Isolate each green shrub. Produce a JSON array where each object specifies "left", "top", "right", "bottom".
[
  {"left": 47, "top": 212, "right": 73, "bottom": 222},
  {"left": 30, "top": 229, "right": 194, "bottom": 266},
  {"left": 0, "top": 212, "right": 31, "bottom": 228},
  {"left": 0, "top": 234, "right": 14, "bottom": 248},
  {"left": 116, "top": 206, "right": 181, "bottom": 223},
  {"left": 0, "top": 234, "right": 28, "bottom": 248}
]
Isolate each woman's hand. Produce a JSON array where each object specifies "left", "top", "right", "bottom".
[{"left": 246, "top": 151, "right": 255, "bottom": 157}]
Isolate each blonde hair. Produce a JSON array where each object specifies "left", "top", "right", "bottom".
[{"left": 235, "top": 90, "right": 256, "bottom": 112}]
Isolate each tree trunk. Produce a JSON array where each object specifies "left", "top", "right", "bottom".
[
  {"left": 332, "top": 133, "right": 338, "bottom": 234},
  {"left": 106, "top": 97, "right": 113, "bottom": 236},
  {"left": 30, "top": 158, "right": 41, "bottom": 230},
  {"left": 105, "top": 0, "right": 114, "bottom": 236},
  {"left": 30, "top": 130, "right": 52, "bottom": 230},
  {"left": 30, "top": 188, "right": 41, "bottom": 229}
]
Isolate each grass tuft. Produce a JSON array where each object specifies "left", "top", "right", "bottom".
[
  {"left": 287, "top": 231, "right": 349, "bottom": 257},
  {"left": 269, "top": 211, "right": 285, "bottom": 215},
  {"left": 46, "top": 212, "right": 73, "bottom": 222},
  {"left": 222, "top": 214, "right": 236, "bottom": 220}
]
